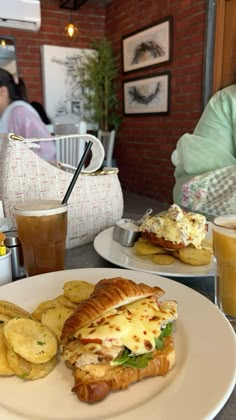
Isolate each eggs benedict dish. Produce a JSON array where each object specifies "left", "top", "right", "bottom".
[
  {"left": 60, "top": 277, "right": 177, "bottom": 403},
  {"left": 139, "top": 204, "right": 207, "bottom": 249}
]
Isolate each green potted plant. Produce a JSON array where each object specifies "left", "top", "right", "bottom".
[{"left": 79, "top": 38, "right": 121, "bottom": 132}]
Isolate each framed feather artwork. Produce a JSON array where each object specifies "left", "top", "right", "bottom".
[
  {"left": 123, "top": 72, "right": 170, "bottom": 115},
  {"left": 122, "top": 17, "right": 172, "bottom": 73}
]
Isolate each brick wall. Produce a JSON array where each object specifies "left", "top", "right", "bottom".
[
  {"left": 0, "top": 0, "right": 105, "bottom": 102},
  {"left": 106, "top": 0, "right": 207, "bottom": 203},
  {"left": 0, "top": 0, "right": 207, "bottom": 203}
]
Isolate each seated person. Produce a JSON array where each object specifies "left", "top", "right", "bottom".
[
  {"left": 31, "top": 101, "right": 51, "bottom": 125},
  {"left": 172, "top": 84, "right": 236, "bottom": 205},
  {"left": 0, "top": 69, "right": 56, "bottom": 162}
]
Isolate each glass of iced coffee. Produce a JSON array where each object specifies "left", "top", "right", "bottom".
[
  {"left": 213, "top": 215, "right": 236, "bottom": 322},
  {"left": 14, "top": 199, "right": 68, "bottom": 277}
]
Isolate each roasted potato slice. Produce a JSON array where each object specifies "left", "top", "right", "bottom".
[
  {"left": 151, "top": 254, "right": 175, "bottom": 265},
  {"left": 0, "top": 326, "right": 14, "bottom": 376},
  {"left": 136, "top": 237, "right": 149, "bottom": 243},
  {"left": 0, "top": 300, "right": 31, "bottom": 320},
  {"left": 31, "top": 296, "right": 64, "bottom": 321},
  {"left": 0, "top": 313, "right": 12, "bottom": 326},
  {"left": 3, "top": 318, "right": 58, "bottom": 364},
  {"left": 6, "top": 347, "right": 57, "bottom": 380},
  {"left": 32, "top": 295, "right": 77, "bottom": 322},
  {"left": 178, "top": 246, "right": 212, "bottom": 266},
  {"left": 63, "top": 280, "right": 94, "bottom": 303},
  {"left": 171, "top": 250, "right": 180, "bottom": 259},
  {"left": 27, "top": 354, "right": 57, "bottom": 380},
  {"left": 201, "top": 238, "right": 213, "bottom": 250},
  {"left": 6, "top": 347, "right": 31, "bottom": 378},
  {"left": 56, "top": 295, "right": 78, "bottom": 310},
  {"left": 137, "top": 254, "right": 156, "bottom": 260},
  {"left": 134, "top": 240, "right": 166, "bottom": 256},
  {"left": 41, "top": 306, "right": 74, "bottom": 340}
]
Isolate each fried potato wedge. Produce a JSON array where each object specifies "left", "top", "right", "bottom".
[
  {"left": 178, "top": 246, "right": 212, "bottom": 266},
  {"left": 0, "top": 327, "right": 14, "bottom": 376},
  {"left": 6, "top": 347, "right": 57, "bottom": 380},
  {"left": 134, "top": 240, "right": 166, "bottom": 256},
  {"left": 41, "top": 306, "right": 74, "bottom": 340},
  {"left": 151, "top": 254, "right": 175, "bottom": 265},
  {"left": 63, "top": 280, "right": 94, "bottom": 303},
  {"left": 0, "top": 300, "right": 31, "bottom": 320},
  {"left": 3, "top": 318, "right": 58, "bottom": 364}
]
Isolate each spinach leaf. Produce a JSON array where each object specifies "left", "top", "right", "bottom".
[
  {"left": 155, "top": 337, "right": 165, "bottom": 350},
  {"left": 111, "top": 323, "right": 173, "bottom": 368},
  {"left": 155, "top": 322, "right": 173, "bottom": 350},
  {"left": 161, "top": 322, "right": 173, "bottom": 337},
  {"left": 112, "top": 347, "right": 130, "bottom": 365},
  {"left": 111, "top": 348, "right": 153, "bottom": 368}
]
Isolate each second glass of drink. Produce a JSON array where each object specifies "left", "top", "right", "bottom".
[{"left": 212, "top": 215, "right": 236, "bottom": 323}]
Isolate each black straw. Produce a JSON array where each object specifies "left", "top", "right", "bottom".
[{"left": 62, "top": 141, "right": 93, "bottom": 204}]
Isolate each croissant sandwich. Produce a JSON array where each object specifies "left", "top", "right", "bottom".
[{"left": 60, "top": 277, "right": 178, "bottom": 403}]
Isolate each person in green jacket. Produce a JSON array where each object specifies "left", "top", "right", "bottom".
[{"left": 172, "top": 84, "right": 236, "bottom": 206}]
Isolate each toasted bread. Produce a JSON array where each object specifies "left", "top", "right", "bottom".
[
  {"left": 72, "top": 336, "right": 175, "bottom": 403},
  {"left": 142, "top": 231, "right": 185, "bottom": 249}
]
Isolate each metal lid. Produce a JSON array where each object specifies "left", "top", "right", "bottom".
[{"left": 4, "top": 230, "right": 20, "bottom": 246}]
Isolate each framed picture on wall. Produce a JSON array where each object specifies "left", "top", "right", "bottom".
[
  {"left": 122, "top": 17, "right": 172, "bottom": 73},
  {"left": 41, "top": 45, "right": 95, "bottom": 127},
  {"left": 123, "top": 72, "right": 170, "bottom": 116}
]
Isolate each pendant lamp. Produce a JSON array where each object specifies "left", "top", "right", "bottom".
[{"left": 64, "top": 13, "right": 78, "bottom": 39}]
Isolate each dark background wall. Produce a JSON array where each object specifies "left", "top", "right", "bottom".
[{"left": 0, "top": 0, "right": 207, "bottom": 203}]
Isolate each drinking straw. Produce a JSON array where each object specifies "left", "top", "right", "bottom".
[{"left": 62, "top": 141, "right": 93, "bottom": 204}]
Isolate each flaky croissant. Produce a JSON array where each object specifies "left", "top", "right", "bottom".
[
  {"left": 61, "top": 277, "right": 164, "bottom": 344},
  {"left": 72, "top": 336, "right": 175, "bottom": 403}
]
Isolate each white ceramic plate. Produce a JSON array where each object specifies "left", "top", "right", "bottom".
[
  {"left": 93, "top": 227, "right": 216, "bottom": 277},
  {"left": 0, "top": 268, "right": 235, "bottom": 420}
]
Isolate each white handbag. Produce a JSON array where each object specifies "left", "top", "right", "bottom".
[{"left": 0, "top": 134, "right": 124, "bottom": 249}]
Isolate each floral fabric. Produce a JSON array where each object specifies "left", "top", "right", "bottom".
[{"left": 181, "top": 166, "right": 236, "bottom": 218}]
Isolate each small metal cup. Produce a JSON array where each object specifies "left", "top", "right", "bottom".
[{"left": 113, "top": 218, "right": 140, "bottom": 247}]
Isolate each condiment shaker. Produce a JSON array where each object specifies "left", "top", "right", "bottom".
[{"left": 4, "top": 230, "right": 26, "bottom": 280}]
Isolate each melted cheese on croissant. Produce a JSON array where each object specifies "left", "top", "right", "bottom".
[{"left": 72, "top": 296, "right": 177, "bottom": 357}]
